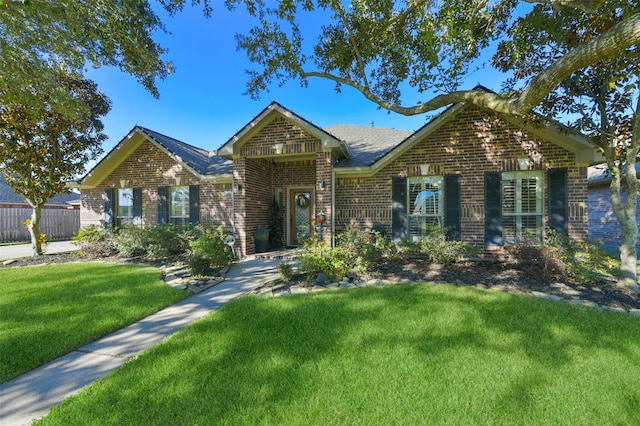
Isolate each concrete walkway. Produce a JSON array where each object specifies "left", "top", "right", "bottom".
[
  {"left": 0, "top": 258, "right": 281, "bottom": 426},
  {"left": 0, "top": 241, "right": 79, "bottom": 261}
]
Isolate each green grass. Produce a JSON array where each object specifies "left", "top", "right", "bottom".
[
  {"left": 0, "top": 262, "right": 187, "bottom": 383},
  {"left": 39, "top": 284, "right": 640, "bottom": 425}
]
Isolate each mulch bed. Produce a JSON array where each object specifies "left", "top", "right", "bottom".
[
  {"left": 362, "top": 259, "right": 640, "bottom": 311},
  {"left": 4, "top": 253, "right": 639, "bottom": 311}
]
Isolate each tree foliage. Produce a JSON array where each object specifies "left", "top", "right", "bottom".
[
  {"left": 0, "top": 70, "right": 111, "bottom": 256},
  {"left": 0, "top": 0, "right": 175, "bottom": 118}
]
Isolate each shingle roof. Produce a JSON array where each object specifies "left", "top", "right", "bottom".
[
  {"left": 0, "top": 175, "right": 80, "bottom": 206},
  {"left": 588, "top": 163, "right": 640, "bottom": 184},
  {"left": 137, "top": 127, "right": 233, "bottom": 175},
  {"left": 325, "top": 124, "right": 413, "bottom": 168}
]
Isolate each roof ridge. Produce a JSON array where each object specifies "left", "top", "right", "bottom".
[{"left": 136, "top": 126, "right": 210, "bottom": 154}]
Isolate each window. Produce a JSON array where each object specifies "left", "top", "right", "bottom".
[
  {"left": 502, "top": 171, "right": 543, "bottom": 244},
  {"left": 170, "top": 186, "right": 190, "bottom": 226},
  {"left": 116, "top": 188, "right": 133, "bottom": 227},
  {"left": 408, "top": 176, "right": 443, "bottom": 241}
]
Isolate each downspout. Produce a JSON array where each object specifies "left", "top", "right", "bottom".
[{"left": 331, "top": 166, "right": 336, "bottom": 247}]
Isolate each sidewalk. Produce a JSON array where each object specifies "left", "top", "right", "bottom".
[
  {"left": 0, "top": 258, "right": 281, "bottom": 426},
  {"left": 0, "top": 241, "right": 79, "bottom": 261}
]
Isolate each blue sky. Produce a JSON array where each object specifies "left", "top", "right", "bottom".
[{"left": 86, "top": 4, "right": 509, "bottom": 157}]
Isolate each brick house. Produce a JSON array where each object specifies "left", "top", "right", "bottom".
[
  {"left": 75, "top": 98, "right": 600, "bottom": 257},
  {"left": 588, "top": 163, "right": 640, "bottom": 254}
]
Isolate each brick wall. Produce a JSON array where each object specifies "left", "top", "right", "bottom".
[
  {"left": 335, "top": 106, "right": 589, "bottom": 248},
  {"left": 80, "top": 140, "right": 233, "bottom": 229},
  {"left": 232, "top": 116, "right": 336, "bottom": 254}
]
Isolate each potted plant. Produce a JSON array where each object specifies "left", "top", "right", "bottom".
[
  {"left": 254, "top": 228, "right": 269, "bottom": 253},
  {"left": 270, "top": 199, "right": 284, "bottom": 249}
]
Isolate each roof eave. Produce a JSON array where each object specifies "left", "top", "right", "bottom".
[{"left": 77, "top": 128, "right": 207, "bottom": 189}]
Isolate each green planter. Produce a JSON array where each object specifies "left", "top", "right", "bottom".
[{"left": 254, "top": 228, "right": 269, "bottom": 253}]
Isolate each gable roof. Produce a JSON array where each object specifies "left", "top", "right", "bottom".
[
  {"left": 325, "top": 124, "right": 413, "bottom": 168},
  {"left": 218, "top": 102, "right": 350, "bottom": 160},
  {"left": 76, "top": 126, "right": 233, "bottom": 189},
  {"left": 0, "top": 175, "right": 80, "bottom": 206},
  {"left": 333, "top": 99, "right": 600, "bottom": 176}
]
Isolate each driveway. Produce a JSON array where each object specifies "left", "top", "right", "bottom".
[{"left": 0, "top": 240, "right": 79, "bottom": 261}]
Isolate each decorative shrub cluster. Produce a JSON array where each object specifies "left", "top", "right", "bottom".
[
  {"left": 417, "top": 226, "right": 479, "bottom": 264},
  {"left": 72, "top": 224, "right": 116, "bottom": 259},
  {"left": 187, "top": 225, "right": 236, "bottom": 276},
  {"left": 73, "top": 224, "right": 236, "bottom": 276},
  {"left": 507, "top": 231, "right": 613, "bottom": 284},
  {"left": 297, "top": 225, "right": 473, "bottom": 281}
]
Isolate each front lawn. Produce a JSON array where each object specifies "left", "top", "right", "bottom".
[
  {"left": 0, "top": 262, "right": 187, "bottom": 383},
  {"left": 39, "top": 284, "right": 640, "bottom": 425}
]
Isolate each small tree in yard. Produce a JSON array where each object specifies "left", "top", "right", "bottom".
[{"left": 0, "top": 70, "right": 110, "bottom": 256}]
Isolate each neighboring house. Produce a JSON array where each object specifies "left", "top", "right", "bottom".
[
  {"left": 0, "top": 176, "right": 80, "bottom": 242},
  {"left": 588, "top": 163, "right": 640, "bottom": 254},
  {"left": 74, "top": 94, "right": 601, "bottom": 257}
]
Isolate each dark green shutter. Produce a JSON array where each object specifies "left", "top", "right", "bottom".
[
  {"left": 104, "top": 188, "right": 113, "bottom": 228},
  {"left": 548, "top": 168, "right": 568, "bottom": 235},
  {"left": 485, "top": 172, "right": 503, "bottom": 246},
  {"left": 444, "top": 174, "right": 461, "bottom": 241},
  {"left": 189, "top": 185, "right": 200, "bottom": 225},
  {"left": 391, "top": 176, "right": 407, "bottom": 241},
  {"left": 157, "top": 186, "right": 168, "bottom": 225},
  {"left": 133, "top": 187, "right": 142, "bottom": 225}
]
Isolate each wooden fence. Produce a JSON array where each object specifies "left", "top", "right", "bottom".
[{"left": 0, "top": 208, "right": 80, "bottom": 243}]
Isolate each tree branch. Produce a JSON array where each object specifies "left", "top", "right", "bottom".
[
  {"left": 523, "top": 0, "right": 605, "bottom": 13},
  {"left": 364, "top": 0, "right": 430, "bottom": 45},
  {"left": 331, "top": 0, "right": 369, "bottom": 88},
  {"left": 307, "top": 11, "right": 640, "bottom": 118}
]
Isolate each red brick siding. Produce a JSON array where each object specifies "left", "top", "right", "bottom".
[
  {"left": 80, "top": 140, "right": 233, "bottom": 229},
  {"left": 335, "top": 107, "right": 589, "bottom": 248},
  {"left": 588, "top": 183, "right": 640, "bottom": 252}
]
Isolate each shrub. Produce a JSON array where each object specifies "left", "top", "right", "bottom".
[
  {"left": 507, "top": 241, "right": 568, "bottom": 283},
  {"left": 298, "top": 241, "right": 338, "bottom": 278},
  {"left": 145, "top": 224, "right": 189, "bottom": 260},
  {"left": 188, "top": 252, "right": 215, "bottom": 276},
  {"left": 187, "top": 225, "right": 235, "bottom": 276},
  {"left": 111, "top": 224, "right": 148, "bottom": 257},
  {"left": 73, "top": 225, "right": 109, "bottom": 245},
  {"left": 75, "top": 240, "right": 118, "bottom": 259},
  {"left": 276, "top": 262, "right": 293, "bottom": 283},
  {"left": 298, "top": 226, "right": 390, "bottom": 280},
  {"left": 73, "top": 225, "right": 113, "bottom": 258},
  {"left": 545, "top": 231, "right": 612, "bottom": 284},
  {"left": 419, "top": 226, "right": 477, "bottom": 264}
]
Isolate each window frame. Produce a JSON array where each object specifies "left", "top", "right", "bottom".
[
  {"left": 169, "top": 186, "right": 190, "bottom": 226},
  {"left": 407, "top": 175, "right": 444, "bottom": 242},
  {"left": 501, "top": 171, "right": 544, "bottom": 244},
  {"left": 115, "top": 188, "right": 134, "bottom": 227}
]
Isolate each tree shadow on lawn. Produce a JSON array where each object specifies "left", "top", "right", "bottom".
[
  {"left": 45, "top": 284, "right": 640, "bottom": 425},
  {"left": 1, "top": 264, "right": 183, "bottom": 383}
]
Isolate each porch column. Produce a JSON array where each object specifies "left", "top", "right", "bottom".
[
  {"left": 233, "top": 157, "right": 247, "bottom": 257},
  {"left": 316, "top": 151, "right": 333, "bottom": 246}
]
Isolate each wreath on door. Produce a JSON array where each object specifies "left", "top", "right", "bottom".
[{"left": 296, "top": 193, "right": 310, "bottom": 209}]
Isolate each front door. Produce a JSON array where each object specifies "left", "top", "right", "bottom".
[{"left": 290, "top": 189, "right": 313, "bottom": 245}]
